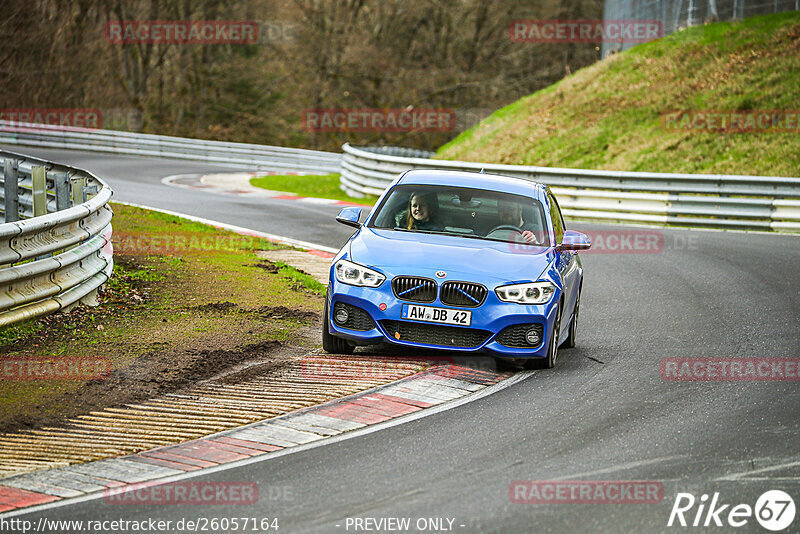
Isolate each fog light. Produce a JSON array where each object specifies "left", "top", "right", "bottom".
[
  {"left": 334, "top": 306, "right": 349, "bottom": 325},
  {"left": 525, "top": 328, "right": 541, "bottom": 345}
]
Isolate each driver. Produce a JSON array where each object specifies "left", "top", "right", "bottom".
[{"left": 497, "top": 200, "right": 540, "bottom": 243}]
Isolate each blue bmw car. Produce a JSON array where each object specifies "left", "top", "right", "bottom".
[{"left": 323, "top": 169, "right": 590, "bottom": 368}]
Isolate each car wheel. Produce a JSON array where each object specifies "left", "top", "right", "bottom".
[
  {"left": 322, "top": 300, "right": 354, "bottom": 355},
  {"left": 529, "top": 303, "right": 561, "bottom": 369},
  {"left": 563, "top": 288, "right": 580, "bottom": 349}
]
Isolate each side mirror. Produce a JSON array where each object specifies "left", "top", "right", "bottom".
[
  {"left": 336, "top": 207, "right": 362, "bottom": 229},
  {"left": 557, "top": 230, "right": 591, "bottom": 251}
]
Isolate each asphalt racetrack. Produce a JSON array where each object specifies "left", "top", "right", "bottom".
[{"left": 5, "top": 146, "right": 800, "bottom": 533}]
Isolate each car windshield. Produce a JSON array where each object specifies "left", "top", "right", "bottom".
[{"left": 368, "top": 184, "right": 551, "bottom": 246}]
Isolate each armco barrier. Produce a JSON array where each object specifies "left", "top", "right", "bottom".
[
  {"left": 0, "top": 150, "right": 113, "bottom": 327},
  {"left": 0, "top": 120, "right": 341, "bottom": 174},
  {"left": 341, "top": 144, "right": 800, "bottom": 232}
]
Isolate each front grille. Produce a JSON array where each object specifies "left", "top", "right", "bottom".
[
  {"left": 333, "top": 302, "right": 375, "bottom": 331},
  {"left": 440, "top": 281, "right": 487, "bottom": 307},
  {"left": 496, "top": 323, "right": 544, "bottom": 348},
  {"left": 392, "top": 276, "right": 437, "bottom": 303},
  {"left": 381, "top": 320, "right": 490, "bottom": 348}
]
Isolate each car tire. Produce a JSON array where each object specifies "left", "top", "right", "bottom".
[
  {"left": 322, "top": 300, "right": 354, "bottom": 355},
  {"left": 529, "top": 302, "right": 561, "bottom": 369},
  {"left": 563, "top": 288, "right": 580, "bottom": 349}
]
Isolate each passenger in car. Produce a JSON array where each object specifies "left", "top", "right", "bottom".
[{"left": 395, "top": 191, "right": 444, "bottom": 231}]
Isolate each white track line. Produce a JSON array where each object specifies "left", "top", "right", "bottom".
[
  {"left": 113, "top": 200, "right": 339, "bottom": 254},
  {"left": 560, "top": 456, "right": 687, "bottom": 480},
  {"left": 716, "top": 459, "right": 800, "bottom": 481}
]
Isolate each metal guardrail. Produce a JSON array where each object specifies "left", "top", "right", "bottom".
[
  {"left": 0, "top": 150, "right": 113, "bottom": 327},
  {"left": 601, "top": 0, "right": 800, "bottom": 57},
  {"left": 341, "top": 144, "right": 800, "bottom": 232},
  {"left": 0, "top": 121, "right": 342, "bottom": 175}
]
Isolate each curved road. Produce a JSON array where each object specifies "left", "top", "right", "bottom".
[{"left": 4, "top": 146, "right": 800, "bottom": 533}]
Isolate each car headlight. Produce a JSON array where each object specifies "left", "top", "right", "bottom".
[
  {"left": 495, "top": 281, "right": 555, "bottom": 304},
  {"left": 334, "top": 259, "right": 385, "bottom": 288}
]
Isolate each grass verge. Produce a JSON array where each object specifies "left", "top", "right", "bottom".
[
  {"left": 0, "top": 202, "right": 325, "bottom": 434},
  {"left": 250, "top": 173, "right": 377, "bottom": 205},
  {"left": 437, "top": 12, "right": 800, "bottom": 177}
]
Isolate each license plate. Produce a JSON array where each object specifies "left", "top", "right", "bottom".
[{"left": 402, "top": 304, "right": 471, "bottom": 326}]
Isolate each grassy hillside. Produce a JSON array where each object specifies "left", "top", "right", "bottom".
[{"left": 437, "top": 12, "right": 800, "bottom": 177}]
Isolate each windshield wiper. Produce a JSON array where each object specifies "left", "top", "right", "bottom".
[{"left": 389, "top": 228, "right": 441, "bottom": 235}]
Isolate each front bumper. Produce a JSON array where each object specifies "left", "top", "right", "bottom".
[{"left": 327, "top": 278, "right": 559, "bottom": 359}]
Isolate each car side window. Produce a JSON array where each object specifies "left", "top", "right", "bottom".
[{"left": 548, "top": 193, "right": 565, "bottom": 244}]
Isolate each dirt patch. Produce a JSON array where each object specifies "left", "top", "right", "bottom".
[
  {"left": 289, "top": 266, "right": 313, "bottom": 277},
  {"left": 0, "top": 340, "right": 291, "bottom": 435},
  {"left": 216, "top": 356, "right": 300, "bottom": 385},
  {"left": 171, "top": 340, "right": 284, "bottom": 388},
  {"left": 191, "top": 301, "right": 238, "bottom": 312},
  {"left": 255, "top": 305, "right": 319, "bottom": 322},
  {"left": 252, "top": 260, "right": 280, "bottom": 273}
]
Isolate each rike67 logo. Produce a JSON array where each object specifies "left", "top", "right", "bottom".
[{"left": 668, "top": 490, "right": 796, "bottom": 531}]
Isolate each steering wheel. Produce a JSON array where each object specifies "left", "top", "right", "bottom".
[
  {"left": 486, "top": 225, "right": 540, "bottom": 245},
  {"left": 487, "top": 224, "right": 523, "bottom": 235}
]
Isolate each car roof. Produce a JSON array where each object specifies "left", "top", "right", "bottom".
[{"left": 396, "top": 169, "right": 546, "bottom": 198}]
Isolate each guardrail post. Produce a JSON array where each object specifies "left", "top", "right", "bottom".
[
  {"left": 83, "top": 184, "right": 99, "bottom": 200},
  {"left": 54, "top": 172, "right": 71, "bottom": 211},
  {"left": 71, "top": 176, "right": 87, "bottom": 205},
  {"left": 3, "top": 158, "right": 19, "bottom": 222},
  {"left": 31, "top": 165, "right": 53, "bottom": 260},
  {"left": 32, "top": 165, "right": 53, "bottom": 260},
  {"left": 79, "top": 288, "right": 100, "bottom": 307},
  {"left": 31, "top": 165, "right": 47, "bottom": 217}
]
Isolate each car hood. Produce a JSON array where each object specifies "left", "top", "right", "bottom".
[{"left": 348, "top": 228, "right": 554, "bottom": 284}]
